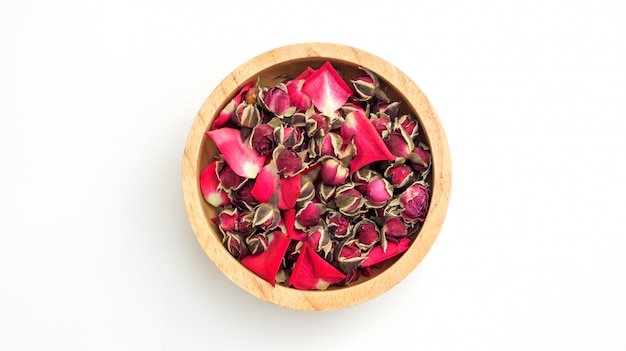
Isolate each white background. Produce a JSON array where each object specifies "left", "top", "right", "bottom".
[{"left": 2, "top": 0, "right": 625, "bottom": 349}]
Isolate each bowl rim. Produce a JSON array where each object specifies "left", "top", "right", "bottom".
[{"left": 182, "top": 42, "right": 452, "bottom": 311}]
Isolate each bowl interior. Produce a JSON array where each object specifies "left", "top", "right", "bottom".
[{"left": 198, "top": 58, "right": 432, "bottom": 288}]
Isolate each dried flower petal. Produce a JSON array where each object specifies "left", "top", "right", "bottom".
[
  {"left": 360, "top": 238, "right": 410, "bottom": 267},
  {"left": 216, "top": 160, "right": 245, "bottom": 190},
  {"left": 199, "top": 160, "right": 231, "bottom": 207},
  {"left": 283, "top": 208, "right": 308, "bottom": 241},
  {"left": 288, "top": 242, "right": 346, "bottom": 290},
  {"left": 241, "top": 231, "right": 291, "bottom": 286},
  {"left": 278, "top": 174, "right": 301, "bottom": 210},
  {"left": 285, "top": 78, "right": 312, "bottom": 111},
  {"left": 250, "top": 163, "right": 280, "bottom": 204},
  {"left": 341, "top": 109, "right": 395, "bottom": 174},
  {"left": 211, "top": 81, "right": 255, "bottom": 130},
  {"left": 302, "top": 61, "right": 353, "bottom": 117},
  {"left": 206, "top": 127, "right": 266, "bottom": 179}
]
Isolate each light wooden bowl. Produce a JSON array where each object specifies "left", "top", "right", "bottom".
[{"left": 182, "top": 42, "right": 451, "bottom": 311}]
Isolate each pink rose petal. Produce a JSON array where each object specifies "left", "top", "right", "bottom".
[
  {"left": 360, "top": 238, "right": 411, "bottom": 267},
  {"left": 288, "top": 242, "right": 346, "bottom": 290},
  {"left": 283, "top": 208, "right": 307, "bottom": 241},
  {"left": 241, "top": 231, "right": 291, "bottom": 286},
  {"left": 199, "top": 160, "right": 231, "bottom": 207},
  {"left": 285, "top": 78, "right": 312, "bottom": 111},
  {"left": 302, "top": 61, "right": 353, "bottom": 117},
  {"left": 250, "top": 164, "right": 280, "bottom": 203},
  {"left": 341, "top": 109, "right": 395, "bottom": 174},
  {"left": 206, "top": 127, "right": 267, "bottom": 179}
]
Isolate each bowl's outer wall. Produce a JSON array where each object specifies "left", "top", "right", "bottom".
[{"left": 182, "top": 42, "right": 452, "bottom": 311}]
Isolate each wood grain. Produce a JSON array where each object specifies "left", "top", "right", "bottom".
[{"left": 182, "top": 42, "right": 452, "bottom": 311}]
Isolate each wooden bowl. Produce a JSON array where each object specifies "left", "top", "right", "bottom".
[{"left": 182, "top": 42, "right": 451, "bottom": 311}]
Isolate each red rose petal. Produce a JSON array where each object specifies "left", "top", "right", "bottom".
[
  {"left": 283, "top": 208, "right": 307, "bottom": 241},
  {"left": 341, "top": 109, "right": 395, "bottom": 174},
  {"left": 277, "top": 174, "right": 301, "bottom": 210},
  {"left": 241, "top": 231, "right": 291, "bottom": 286},
  {"left": 302, "top": 61, "right": 353, "bottom": 117},
  {"left": 288, "top": 242, "right": 346, "bottom": 290},
  {"left": 360, "top": 238, "right": 411, "bottom": 267},
  {"left": 285, "top": 78, "right": 311, "bottom": 111},
  {"left": 206, "top": 127, "right": 267, "bottom": 179},
  {"left": 199, "top": 160, "right": 231, "bottom": 207},
  {"left": 250, "top": 164, "right": 280, "bottom": 203}
]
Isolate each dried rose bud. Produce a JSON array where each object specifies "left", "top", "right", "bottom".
[
  {"left": 233, "top": 101, "right": 262, "bottom": 129},
  {"left": 320, "top": 157, "right": 350, "bottom": 185},
  {"left": 295, "top": 201, "right": 322, "bottom": 229},
  {"left": 260, "top": 83, "right": 296, "bottom": 117},
  {"left": 336, "top": 239, "right": 366, "bottom": 273},
  {"left": 334, "top": 184, "right": 364, "bottom": 217},
  {"left": 252, "top": 202, "right": 281, "bottom": 231},
  {"left": 217, "top": 207, "right": 239, "bottom": 233},
  {"left": 231, "top": 180, "right": 258, "bottom": 210},
  {"left": 371, "top": 116, "right": 391, "bottom": 138},
  {"left": 399, "top": 182, "right": 430, "bottom": 223},
  {"left": 350, "top": 67, "right": 389, "bottom": 103},
  {"left": 223, "top": 231, "right": 249, "bottom": 260},
  {"left": 382, "top": 217, "right": 408, "bottom": 241},
  {"left": 306, "top": 114, "right": 330, "bottom": 138},
  {"left": 297, "top": 175, "right": 315, "bottom": 203},
  {"left": 408, "top": 143, "right": 431, "bottom": 172},
  {"left": 354, "top": 218, "right": 380, "bottom": 250},
  {"left": 317, "top": 182, "right": 336, "bottom": 204},
  {"left": 319, "top": 132, "right": 343, "bottom": 157},
  {"left": 384, "top": 129, "right": 413, "bottom": 159},
  {"left": 249, "top": 124, "right": 276, "bottom": 156},
  {"left": 273, "top": 145, "right": 303, "bottom": 177},
  {"left": 216, "top": 160, "right": 245, "bottom": 191},
  {"left": 246, "top": 233, "right": 269, "bottom": 255},
  {"left": 384, "top": 164, "right": 414, "bottom": 189},
  {"left": 397, "top": 114, "right": 419, "bottom": 138},
  {"left": 306, "top": 224, "right": 332, "bottom": 260},
  {"left": 325, "top": 210, "right": 351, "bottom": 240},
  {"left": 352, "top": 168, "right": 373, "bottom": 194},
  {"left": 365, "top": 176, "right": 393, "bottom": 208},
  {"left": 339, "top": 269, "right": 361, "bottom": 286},
  {"left": 238, "top": 210, "right": 254, "bottom": 234},
  {"left": 372, "top": 101, "right": 401, "bottom": 120}
]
